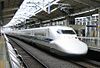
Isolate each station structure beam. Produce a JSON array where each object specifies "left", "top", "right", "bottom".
[{"left": 3, "top": 7, "right": 18, "bottom": 12}]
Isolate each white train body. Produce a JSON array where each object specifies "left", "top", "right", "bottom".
[{"left": 12, "top": 26, "right": 88, "bottom": 56}]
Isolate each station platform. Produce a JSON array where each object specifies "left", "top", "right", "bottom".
[
  {"left": 0, "top": 36, "right": 10, "bottom": 68},
  {"left": 89, "top": 46, "right": 100, "bottom": 52}
]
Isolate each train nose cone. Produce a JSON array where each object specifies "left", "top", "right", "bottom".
[{"left": 54, "top": 38, "right": 88, "bottom": 55}]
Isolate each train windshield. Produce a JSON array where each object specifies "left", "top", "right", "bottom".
[{"left": 61, "top": 30, "right": 76, "bottom": 34}]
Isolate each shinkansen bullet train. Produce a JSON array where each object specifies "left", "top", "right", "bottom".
[{"left": 9, "top": 26, "right": 88, "bottom": 56}]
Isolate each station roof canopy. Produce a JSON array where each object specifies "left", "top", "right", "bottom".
[{"left": 1, "top": 0, "right": 100, "bottom": 27}]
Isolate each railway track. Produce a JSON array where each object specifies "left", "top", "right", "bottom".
[
  {"left": 68, "top": 58, "right": 100, "bottom": 68},
  {"left": 7, "top": 36, "right": 100, "bottom": 68},
  {"left": 8, "top": 37, "right": 48, "bottom": 68}
]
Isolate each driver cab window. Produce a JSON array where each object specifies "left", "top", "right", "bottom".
[
  {"left": 57, "top": 29, "right": 76, "bottom": 34},
  {"left": 61, "top": 30, "right": 76, "bottom": 34}
]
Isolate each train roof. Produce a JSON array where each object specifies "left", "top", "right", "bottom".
[
  {"left": 18, "top": 26, "right": 74, "bottom": 31},
  {"left": 38, "top": 26, "right": 74, "bottom": 31},
  {"left": 44, "top": 26, "right": 73, "bottom": 30}
]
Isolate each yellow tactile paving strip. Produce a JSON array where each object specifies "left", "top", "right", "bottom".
[
  {"left": 0, "top": 36, "right": 5, "bottom": 68},
  {"left": 0, "top": 36, "right": 10, "bottom": 68},
  {"left": 0, "top": 60, "right": 5, "bottom": 68}
]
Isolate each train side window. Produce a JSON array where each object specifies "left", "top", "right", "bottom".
[
  {"left": 57, "top": 30, "right": 61, "bottom": 34},
  {"left": 57, "top": 31, "right": 60, "bottom": 34}
]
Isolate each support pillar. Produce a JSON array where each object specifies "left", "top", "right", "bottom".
[
  {"left": 65, "top": 16, "right": 70, "bottom": 26},
  {"left": 0, "top": 1, "right": 4, "bottom": 26}
]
